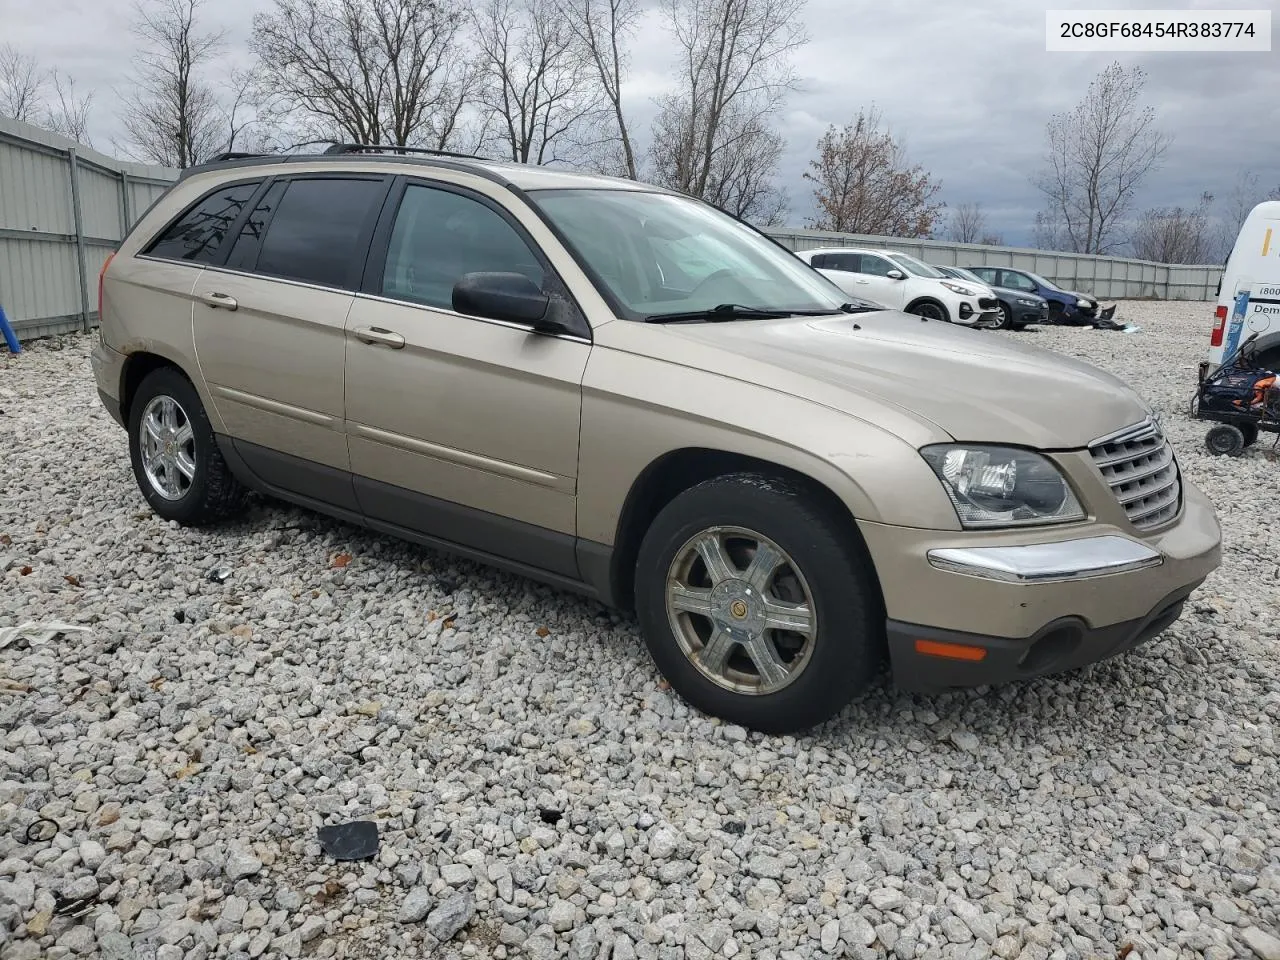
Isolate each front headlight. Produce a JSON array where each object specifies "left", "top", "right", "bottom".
[
  {"left": 941, "top": 281, "right": 977, "bottom": 297},
  {"left": 1076, "top": 298, "right": 1091, "bottom": 308},
  {"left": 920, "top": 445, "right": 1086, "bottom": 528},
  {"left": 1015, "top": 297, "right": 1040, "bottom": 307}
]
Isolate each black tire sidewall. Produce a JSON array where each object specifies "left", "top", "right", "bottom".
[
  {"left": 1205, "top": 425, "right": 1245, "bottom": 457},
  {"left": 634, "top": 475, "right": 880, "bottom": 733},
  {"left": 128, "top": 368, "right": 221, "bottom": 523}
]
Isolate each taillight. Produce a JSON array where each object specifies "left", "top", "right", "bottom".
[
  {"left": 97, "top": 251, "right": 116, "bottom": 323},
  {"left": 1210, "top": 304, "right": 1227, "bottom": 347}
]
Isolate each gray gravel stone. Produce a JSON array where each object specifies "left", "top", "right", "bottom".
[
  {"left": 1, "top": 317, "right": 1278, "bottom": 960},
  {"left": 426, "top": 891, "right": 475, "bottom": 941},
  {"left": 398, "top": 888, "right": 433, "bottom": 924}
]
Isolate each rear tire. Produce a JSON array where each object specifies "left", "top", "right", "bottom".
[
  {"left": 633, "top": 473, "right": 882, "bottom": 733},
  {"left": 128, "top": 367, "right": 246, "bottom": 525},
  {"left": 1205, "top": 424, "right": 1246, "bottom": 457}
]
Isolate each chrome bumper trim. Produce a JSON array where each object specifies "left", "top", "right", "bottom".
[{"left": 926, "top": 536, "right": 1163, "bottom": 584}]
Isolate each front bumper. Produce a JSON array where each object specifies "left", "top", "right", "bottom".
[
  {"left": 858, "top": 478, "right": 1222, "bottom": 691},
  {"left": 1010, "top": 300, "right": 1049, "bottom": 325}
]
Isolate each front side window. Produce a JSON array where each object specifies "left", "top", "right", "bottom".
[
  {"left": 529, "top": 189, "right": 849, "bottom": 319},
  {"left": 144, "top": 181, "right": 261, "bottom": 263},
  {"left": 1025, "top": 271, "right": 1063, "bottom": 292},
  {"left": 1001, "top": 270, "right": 1036, "bottom": 292},
  {"left": 860, "top": 255, "right": 896, "bottom": 278},
  {"left": 382, "top": 184, "right": 546, "bottom": 311},
  {"left": 254, "top": 178, "right": 386, "bottom": 289}
]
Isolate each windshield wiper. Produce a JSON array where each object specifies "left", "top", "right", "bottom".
[{"left": 644, "top": 303, "right": 795, "bottom": 323}]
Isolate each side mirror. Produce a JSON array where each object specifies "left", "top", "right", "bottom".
[
  {"left": 886, "top": 269, "right": 905, "bottom": 280},
  {"left": 453, "top": 272, "right": 560, "bottom": 332}
]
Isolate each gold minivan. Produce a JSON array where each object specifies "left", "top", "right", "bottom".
[{"left": 92, "top": 145, "right": 1222, "bottom": 732}]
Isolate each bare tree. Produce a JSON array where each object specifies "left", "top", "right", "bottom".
[
  {"left": 556, "top": 0, "right": 640, "bottom": 177},
  {"left": 1132, "top": 192, "right": 1214, "bottom": 263},
  {"left": 946, "top": 202, "right": 988, "bottom": 243},
  {"left": 0, "top": 44, "right": 46, "bottom": 122},
  {"left": 472, "top": 0, "right": 607, "bottom": 165},
  {"left": 1213, "top": 170, "right": 1280, "bottom": 260},
  {"left": 251, "top": 0, "right": 480, "bottom": 150},
  {"left": 45, "top": 71, "right": 95, "bottom": 146},
  {"left": 1033, "top": 62, "right": 1169, "bottom": 254},
  {"left": 803, "top": 108, "right": 943, "bottom": 237},
  {"left": 648, "top": 0, "right": 804, "bottom": 217},
  {"left": 116, "top": 0, "right": 225, "bottom": 166}
]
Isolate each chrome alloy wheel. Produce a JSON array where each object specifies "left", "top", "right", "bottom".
[
  {"left": 664, "top": 526, "right": 817, "bottom": 695},
  {"left": 139, "top": 395, "right": 196, "bottom": 501}
]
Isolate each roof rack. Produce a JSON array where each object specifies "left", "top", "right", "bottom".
[
  {"left": 322, "top": 143, "right": 486, "bottom": 161},
  {"left": 208, "top": 151, "right": 273, "bottom": 162}
]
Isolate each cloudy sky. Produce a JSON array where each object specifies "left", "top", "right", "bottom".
[{"left": 7, "top": 0, "right": 1278, "bottom": 244}]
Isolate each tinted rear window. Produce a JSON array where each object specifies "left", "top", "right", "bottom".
[
  {"left": 144, "top": 181, "right": 261, "bottom": 263},
  {"left": 254, "top": 178, "right": 386, "bottom": 289}
]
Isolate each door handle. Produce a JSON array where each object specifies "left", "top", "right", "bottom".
[
  {"left": 353, "top": 326, "right": 406, "bottom": 349},
  {"left": 199, "top": 292, "right": 238, "bottom": 310}
]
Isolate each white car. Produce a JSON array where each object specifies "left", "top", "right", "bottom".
[{"left": 796, "top": 247, "right": 1001, "bottom": 327}]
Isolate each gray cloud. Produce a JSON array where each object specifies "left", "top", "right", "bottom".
[{"left": 11, "top": 0, "right": 1277, "bottom": 244}]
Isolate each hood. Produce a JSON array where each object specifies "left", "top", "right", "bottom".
[{"left": 662, "top": 311, "right": 1149, "bottom": 449}]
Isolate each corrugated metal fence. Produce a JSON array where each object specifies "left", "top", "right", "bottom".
[
  {"left": 0, "top": 118, "right": 1223, "bottom": 342},
  {"left": 0, "top": 116, "right": 177, "bottom": 339},
  {"left": 764, "top": 229, "right": 1223, "bottom": 301}
]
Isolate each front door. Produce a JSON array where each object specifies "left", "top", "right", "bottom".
[
  {"left": 192, "top": 175, "right": 391, "bottom": 480},
  {"left": 856, "top": 253, "right": 908, "bottom": 308},
  {"left": 344, "top": 179, "right": 591, "bottom": 578}
]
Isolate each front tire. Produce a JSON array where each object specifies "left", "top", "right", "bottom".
[
  {"left": 634, "top": 473, "right": 882, "bottom": 733},
  {"left": 128, "top": 367, "right": 246, "bottom": 525},
  {"left": 996, "top": 302, "right": 1014, "bottom": 329},
  {"left": 906, "top": 300, "right": 949, "bottom": 323}
]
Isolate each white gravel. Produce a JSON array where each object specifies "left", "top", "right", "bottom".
[{"left": 0, "top": 301, "right": 1277, "bottom": 960}]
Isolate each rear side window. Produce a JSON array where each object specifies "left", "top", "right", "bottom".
[
  {"left": 144, "top": 181, "right": 261, "bottom": 263},
  {"left": 381, "top": 184, "right": 545, "bottom": 311},
  {"left": 224, "top": 181, "right": 287, "bottom": 271},
  {"left": 810, "top": 253, "right": 829, "bottom": 268},
  {"left": 254, "top": 178, "right": 387, "bottom": 289}
]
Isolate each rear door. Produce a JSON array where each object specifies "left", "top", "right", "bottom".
[{"left": 191, "top": 175, "right": 391, "bottom": 488}]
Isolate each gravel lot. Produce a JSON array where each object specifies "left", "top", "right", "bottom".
[{"left": 0, "top": 300, "right": 1277, "bottom": 960}]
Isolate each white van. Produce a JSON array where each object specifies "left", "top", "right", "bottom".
[{"left": 1206, "top": 200, "right": 1280, "bottom": 376}]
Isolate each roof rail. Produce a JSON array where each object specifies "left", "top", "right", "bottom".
[
  {"left": 322, "top": 143, "right": 486, "bottom": 161},
  {"left": 208, "top": 151, "right": 273, "bottom": 162}
]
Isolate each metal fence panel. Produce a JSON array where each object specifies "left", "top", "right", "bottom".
[{"left": 0, "top": 116, "right": 178, "bottom": 337}]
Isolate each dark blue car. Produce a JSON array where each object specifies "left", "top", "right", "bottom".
[{"left": 963, "top": 266, "right": 1111, "bottom": 326}]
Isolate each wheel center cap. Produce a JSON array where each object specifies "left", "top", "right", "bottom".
[{"left": 709, "top": 580, "right": 763, "bottom": 637}]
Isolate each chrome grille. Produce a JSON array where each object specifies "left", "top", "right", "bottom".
[{"left": 1089, "top": 418, "right": 1181, "bottom": 530}]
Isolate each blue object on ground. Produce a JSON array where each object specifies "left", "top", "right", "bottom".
[{"left": 0, "top": 304, "right": 20, "bottom": 354}]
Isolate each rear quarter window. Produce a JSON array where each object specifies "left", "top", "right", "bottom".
[{"left": 143, "top": 181, "right": 262, "bottom": 263}]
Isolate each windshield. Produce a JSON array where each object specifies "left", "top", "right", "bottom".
[
  {"left": 1026, "top": 271, "right": 1063, "bottom": 292},
  {"left": 528, "top": 189, "right": 851, "bottom": 319},
  {"left": 888, "top": 253, "right": 945, "bottom": 279}
]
